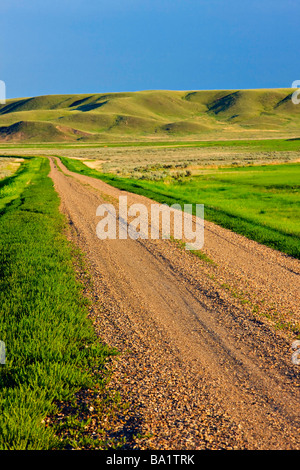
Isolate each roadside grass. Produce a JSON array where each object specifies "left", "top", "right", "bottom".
[
  {"left": 170, "top": 236, "right": 217, "bottom": 266},
  {"left": 0, "top": 157, "right": 120, "bottom": 449},
  {"left": 59, "top": 157, "right": 300, "bottom": 259},
  {"left": 0, "top": 156, "right": 40, "bottom": 212}
]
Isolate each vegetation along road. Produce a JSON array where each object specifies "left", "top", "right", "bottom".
[{"left": 47, "top": 156, "right": 300, "bottom": 450}]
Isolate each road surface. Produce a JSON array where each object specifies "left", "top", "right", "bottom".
[{"left": 49, "top": 156, "right": 300, "bottom": 450}]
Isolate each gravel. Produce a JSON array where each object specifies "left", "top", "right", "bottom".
[{"left": 49, "top": 157, "right": 300, "bottom": 450}]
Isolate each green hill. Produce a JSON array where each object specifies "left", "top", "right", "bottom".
[{"left": 0, "top": 88, "right": 299, "bottom": 142}]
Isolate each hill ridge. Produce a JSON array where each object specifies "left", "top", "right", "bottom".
[{"left": 0, "top": 88, "right": 299, "bottom": 142}]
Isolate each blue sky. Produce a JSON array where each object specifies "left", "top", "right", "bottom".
[{"left": 1, "top": 0, "right": 299, "bottom": 98}]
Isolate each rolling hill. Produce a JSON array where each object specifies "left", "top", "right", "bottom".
[{"left": 0, "top": 88, "right": 299, "bottom": 142}]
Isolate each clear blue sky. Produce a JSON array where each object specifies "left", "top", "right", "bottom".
[{"left": 1, "top": 0, "right": 299, "bottom": 99}]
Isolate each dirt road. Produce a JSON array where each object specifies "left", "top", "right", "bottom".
[{"left": 49, "top": 157, "right": 300, "bottom": 450}]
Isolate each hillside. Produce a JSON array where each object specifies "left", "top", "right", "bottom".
[{"left": 0, "top": 89, "right": 299, "bottom": 142}]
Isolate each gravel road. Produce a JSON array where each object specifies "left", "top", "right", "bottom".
[{"left": 49, "top": 157, "right": 300, "bottom": 450}]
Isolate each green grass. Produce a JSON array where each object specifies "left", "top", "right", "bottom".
[
  {"left": 60, "top": 157, "right": 300, "bottom": 259},
  {"left": 0, "top": 157, "right": 118, "bottom": 449},
  {"left": 0, "top": 137, "right": 300, "bottom": 151},
  {"left": 0, "top": 157, "right": 41, "bottom": 212}
]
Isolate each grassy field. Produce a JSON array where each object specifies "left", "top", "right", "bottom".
[
  {"left": 60, "top": 157, "right": 300, "bottom": 259},
  {"left": 0, "top": 88, "right": 300, "bottom": 142},
  {"left": 0, "top": 137, "right": 300, "bottom": 150},
  {"left": 0, "top": 157, "right": 121, "bottom": 450},
  {"left": 0, "top": 137, "right": 299, "bottom": 178}
]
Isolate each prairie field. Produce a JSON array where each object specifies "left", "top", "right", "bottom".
[
  {"left": 0, "top": 137, "right": 299, "bottom": 174},
  {"left": 1, "top": 137, "right": 299, "bottom": 259}
]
